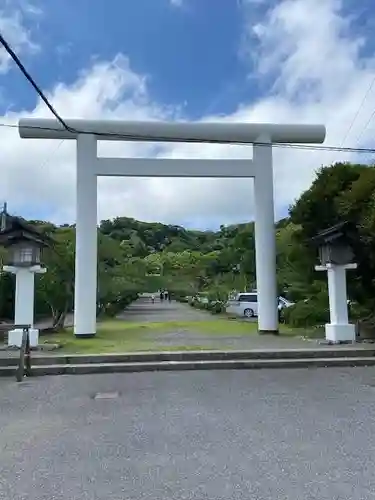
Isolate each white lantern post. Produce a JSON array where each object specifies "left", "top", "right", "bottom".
[
  {"left": 312, "top": 222, "right": 357, "bottom": 343},
  {"left": 0, "top": 209, "right": 48, "bottom": 347}
]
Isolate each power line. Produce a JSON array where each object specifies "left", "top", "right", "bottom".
[
  {"left": 1, "top": 32, "right": 375, "bottom": 155},
  {"left": 2, "top": 120, "right": 375, "bottom": 153},
  {"left": 340, "top": 75, "right": 375, "bottom": 148},
  {"left": 356, "top": 105, "right": 375, "bottom": 147},
  {"left": 0, "top": 33, "right": 71, "bottom": 132},
  {"left": 39, "top": 139, "right": 65, "bottom": 170}
]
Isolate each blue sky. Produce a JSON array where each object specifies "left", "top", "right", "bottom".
[
  {"left": 2, "top": 0, "right": 266, "bottom": 118},
  {"left": 1, "top": 0, "right": 375, "bottom": 229}
]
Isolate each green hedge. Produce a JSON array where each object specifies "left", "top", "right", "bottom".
[
  {"left": 99, "top": 292, "right": 139, "bottom": 318},
  {"left": 283, "top": 300, "right": 329, "bottom": 328},
  {"left": 189, "top": 297, "right": 226, "bottom": 314}
]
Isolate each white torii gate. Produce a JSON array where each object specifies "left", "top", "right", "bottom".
[{"left": 18, "top": 118, "right": 326, "bottom": 337}]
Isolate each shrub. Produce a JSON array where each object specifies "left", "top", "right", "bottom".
[
  {"left": 348, "top": 301, "right": 372, "bottom": 321},
  {"left": 177, "top": 296, "right": 189, "bottom": 303},
  {"left": 207, "top": 300, "right": 225, "bottom": 314},
  {"left": 194, "top": 301, "right": 207, "bottom": 310},
  {"left": 283, "top": 300, "right": 329, "bottom": 328},
  {"left": 99, "top": 292, "right": 139, "bottom": 318},
  {"left": 173, "top": 291, "right": 191, "bottom": 302}
]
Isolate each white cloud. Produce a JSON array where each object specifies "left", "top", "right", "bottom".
[
  {"left": 170, "top": 0, "right": 184, "bottom": 7},
  {"left": 0, "top": 2, "right": 41, "bottom": 73},
  {"left": 1, "top": 0, "right": 375, "bottom": 228}
]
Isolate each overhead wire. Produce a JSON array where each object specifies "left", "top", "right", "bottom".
[
  {"left": 1, "top": 31, "right": 375, "bottom": 155},
  {"left": 303, "top": 75, "right": 375, "bottom": 171},
  {"left": 38, "top": 139, "right": 65, "bottom": 171},
  {"left": 339, "top": 75, "right": 375, "bottom": 148},
  {"left": 355, "top": 107, "right": 375, "bottom": 147},
  {"left": 0, "top": 33, "right": 71, "bottom": 132},
  {"left": 2, "top": 121, "right": 375, "bottom": 153},
  {"left": 339, "top": 74, "right": 375, "bottom": 165}
]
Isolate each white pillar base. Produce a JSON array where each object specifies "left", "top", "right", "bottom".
[
  {"left": 325, "top": 324, "right": 356, "bottom": 343},
  {"left": 8, "top": 328, "right": 39, "bottom": 348}
]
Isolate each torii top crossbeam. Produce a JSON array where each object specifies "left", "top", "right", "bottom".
[{"left": 18, "top": 118, "right": 326, "bottom": 144}]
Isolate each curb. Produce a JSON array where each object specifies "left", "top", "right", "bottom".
[
  {"left": 2, "top": 354, "right": 375, "bottom": 377},
  {"left": 1, "top": 347, "right": 375, "bottom": 367}
]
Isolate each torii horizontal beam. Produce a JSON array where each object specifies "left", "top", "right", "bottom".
[
  {"left": 95, "top": 158, "right": 255, "bottom": 177},
  {"left": 19, "top": 118, "right": 326, "bottom": 144}
]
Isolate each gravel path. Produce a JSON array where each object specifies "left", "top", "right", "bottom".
[
  {"left": 117, "top": 299, "right": 364, "bottom": 351},
  {"left": 1, "top": 367, "right": 375, "bottom": 499},
  {"left": 118, "top": 298, "right": 266, "bottom": 349},
  {"left": 118, "top": 298, "right": 219, "bottom": 323},
  {"left": 1, "top": 299, "right": 371, "bottom": 353}
]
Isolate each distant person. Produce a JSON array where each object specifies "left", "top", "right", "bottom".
[
  {"left": 164, "top": 291, "right": 168, "bottom": 301},
  {"left": 168, "top": 292, "right": 171, "bottom": 302},
  {"left": 151, "top": 294, "right": 155, "bottom": 304},
  {"left": 160, "top": 292, "right": 164, "bottom": 301}
]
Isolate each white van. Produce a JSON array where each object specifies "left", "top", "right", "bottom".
[
  {"left": 226, "top": 292, "right": 258, "bottom": 318},
  {"left": 226, "top": 293, "right": 294, "bottom": 318}
]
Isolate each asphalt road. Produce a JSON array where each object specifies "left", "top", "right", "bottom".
[{"left": 1, "top": 367, "right": 375, "bottom": 499}]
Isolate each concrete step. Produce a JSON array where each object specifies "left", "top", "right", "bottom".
[
  {"left": 1, "top": 347, "right": 375, "bottom": 367},
  {"left": 0, "top": 366, "right": 17, "bottom": 376},
  {"left": 2, "top": 356, "right": 375, "bottom": 377}
]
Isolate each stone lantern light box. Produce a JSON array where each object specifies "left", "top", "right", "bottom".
[
  {"left": 0, "top": 205, "right": 52, "bottom": 347},
  {"left": 311, "top": 221, "right": 357, "bottom": 343},
  {"left": 312, "top": 221, "right": 355, "bottom": 267},
  {"left": 0, "top": 217, "right": 47, "bottom": 266}
]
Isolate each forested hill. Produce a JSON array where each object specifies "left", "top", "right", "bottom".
[
  {"left": 100, "top": 217, "right": 218, "bottom": 255},
  {"left": 99, "top": 216, "right": 254, "bottom": 257}
]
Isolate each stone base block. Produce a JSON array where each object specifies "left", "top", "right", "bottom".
[
  {"left": 325, "top": 324, "right": 356, "bottom": 343},
  {"left": 8, "top": 328, "right": 39, "bottom": 348}
]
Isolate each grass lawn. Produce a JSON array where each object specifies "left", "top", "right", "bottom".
[{"left": 40, "top": 317, "right": 318, "bottom": 354}]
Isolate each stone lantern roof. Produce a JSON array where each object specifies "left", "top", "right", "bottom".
[{"left": 0, "top": 203, "right": 52, "bottom": 248}]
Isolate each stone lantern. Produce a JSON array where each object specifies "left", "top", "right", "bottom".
[
  {"left": 311, "top": 221, "right": 357, "bottom": 343},
  {"left": 0, "top": 204, "right": 52, "bottom": 347}
]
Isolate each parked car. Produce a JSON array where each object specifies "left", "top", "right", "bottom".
[
  {"left": 226, "top": 293, "right": 295, "bottom": 318},
  {"left": 226, "top": 292, "right": 259, "bottom": 318},
  {"left": 278, "top": 296, "right": 295, "bottom": 311}
]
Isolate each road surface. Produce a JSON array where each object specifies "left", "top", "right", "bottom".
[
  {"left": 117, "top": 298, "right": 324, "bottom": 350},
  {"left": 1, "top": 367, "right": 375, "bottom": 499},
  {"left": 118, "top": 297, "right": 220, "bottom": 323},
  {"left": 117, "top": 298, "right": 272, "bottom": 350}
]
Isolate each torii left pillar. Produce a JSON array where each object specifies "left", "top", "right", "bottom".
[
  {"left": 74, "top": 134, "right": 98, "bottom": 338},
  {"left": 3, "top": 264, "right": 46, "bottom": 347},
  {"left": 253, "top": 139, "right": 279, "bottom": 334}
]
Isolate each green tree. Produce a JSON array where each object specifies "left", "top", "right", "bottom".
[
  {"left": 289, "top": 162, "right": 375, "bottom": 309},
  {"left": 35, "top": 227, "right": 75, "bottom": 329}
]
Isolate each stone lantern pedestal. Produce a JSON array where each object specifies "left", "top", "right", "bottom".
[{"left": 3, "top": 264, "right": 46, "bottom": 347}]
